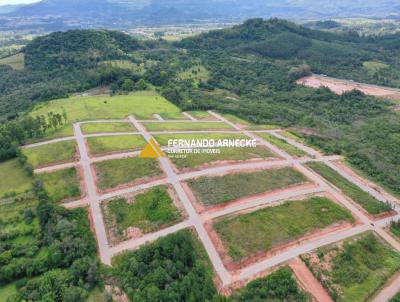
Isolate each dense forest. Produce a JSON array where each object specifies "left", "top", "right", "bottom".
[
  {"left": 1, "top": 18, "right": 400, "bottom": 195},
  {"left": 1, "top": 181, "right": 99, "bottom": 301}
]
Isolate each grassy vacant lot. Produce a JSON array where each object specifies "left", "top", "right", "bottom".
[
  {"left": 257, "top": 133, "right": 308, "bottom": 157},
  {"left": 229, "top": 267, "right": 310, "bottom": 301},
  {"left": 215, "top": 196, "right": 353, "bottom": 261},
  {"left": 302, "top": 232, "right": 400, "bottom": 302},
  {"left": 0, "top": 53, "right": 24, "bottom": 70},
  {"left": 154, "top": 132, "right": 249, "bottom": 146},
  {"left": 186, "top": 111, "right": 215, "bottom": 120},
  {"left": 94, "top": 157, "right": 162, "bottom": 190},
  {"left": 171, "top": 146, "right": 275, "bottom": 170},
  {"left": 30, "top": 92, "right": 183, "bottom": 121},
  {"left": 22, "top": 140, "right": 77, "bottom": 168},
  {"left": 81, "top": 122, "right": 135, "bottom": 134},
  {"left": 144, "top": 121, "right": 232, "bottom": 131},
  {"left": 0, "top": 159, "right": 32, "bottom": 197},
  {"left": 105, "top": 186, "right": 181, "bottom": 238},
  {"left": 37, "top": 168, "right": 81, "bottom": 203},
  {"left": 87, "top": 135, "right": 146, "bottom": 156},
  {"left": 307, "top": 162, "right": 391, "bottom": 215},
  {"left": 187, "top": 167, "right": 308, "bottom": 206},
  {"left": 219, "top": 113, "right": 277, "bottom": 130}
]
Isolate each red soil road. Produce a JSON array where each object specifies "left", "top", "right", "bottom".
[
  {"left": 298, "top": 75, "right": 400, "bottom": 100},
  {"left": 289, "top": 257, "right": 333, "bottom": 302}
]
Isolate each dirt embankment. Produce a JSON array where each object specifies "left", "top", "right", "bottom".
[{"left": 297, "top": 75, "right": 400, "bottom": 101}]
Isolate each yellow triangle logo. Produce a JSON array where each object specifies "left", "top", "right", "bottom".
[{"left": 139, "top": 138, "right": 166, "bottom": 158}]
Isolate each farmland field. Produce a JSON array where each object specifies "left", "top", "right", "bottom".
[
  {"left": 0, "top": 159, "right": 32, "bottom": 197},
  {"left": 187, "top": 167, "right": 308, "bottom": 206},
  {"left": 144, "top": 121, "right": 232, "bottom": 131},
  {"left": 86, "top": 135, "right": 146, "bottom": 156},
  {"left": 22, "top": 140, "right": 77, "bottom": 168},
  {"left": 30, "top": 92, "right": 183, "bottom": 121},
  {"left": 302, "top": 232, "right": 400, "bottom": 302},
  {"left": 103, "top": 186, "right": 181, "bottom": 241},
  {"left": 94, "top": 157, "right": 162, "bottom": 190},
  {"left": 307, "top": 162, "right": 391, "bottom": 215},
  {"left": 214, "top": 196, "right": 354, "bottom": 261},
  {"left": 37, "top": 167, "right": 81, "bottom": 203},
  {"left": 257, "top": 133, "right": 308, "bottom": 157},
  {"left": 81, "top": 122, "right": 136, "bottom": 134}
]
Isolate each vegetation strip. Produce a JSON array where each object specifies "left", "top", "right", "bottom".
[{"left": 307, "top": 162, "right": 391, "bottom": 215}]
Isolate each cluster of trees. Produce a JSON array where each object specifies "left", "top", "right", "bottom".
[
  {"left": 2, "top": 182, "right": 99, "bottom": 302},
  {"left": 0, "top": 110, "right": 68, "bottom": 162},
  {"left": 109, "top": 230, "right": 308, "bottom": 302},
  {"left": 110, "top": 230, "right": 219, "bottom": 301}
]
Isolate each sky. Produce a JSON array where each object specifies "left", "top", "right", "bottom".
[{"left": 0, "top": 0, "right": 40, "bottom": 5}]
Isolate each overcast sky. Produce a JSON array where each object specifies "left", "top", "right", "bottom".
[{"left": 0, "top": 0, "right": 40, "bottom": 4}]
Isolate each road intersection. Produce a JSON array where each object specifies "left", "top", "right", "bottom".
[{"left": 24, "top": 110, "right": 400, "bottom": 300}]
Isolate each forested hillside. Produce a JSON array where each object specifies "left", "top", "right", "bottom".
[
  {"left": 0, "top": 18, "right": 399, "bottom": 196},
  {"left": 0, "top": 30, "right": 143, "bottom": 120},
  {"left": 172, "top": 19, "right": 400, "bottom": 195}
]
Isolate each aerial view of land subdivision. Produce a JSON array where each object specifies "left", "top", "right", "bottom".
[{"left": 1, "top": 0, "right": 400, "bottom": 302}]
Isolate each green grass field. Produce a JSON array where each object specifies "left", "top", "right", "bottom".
[
  {"left": 0, "top": 159, "right": 32, "bottom": 197},
  {"left": 187, "top": 167, "right": 308, "bottom": 206},
  {"left": 105, "top": 186, "right": 181, "bottom": 237},
  {"left": 186, "top": 111, "right": 215, "bottom": 120},
  {"left": 170, "top": 146, "right": 275, "bottom": 170},
  {"left": 22, "top": 140, "right": 77, "bottom": 168},
  {"left": 214, "top": 196, "right": 354, "bottom": 261},
  {"left": 87, "top": 135, "right": 146, "bottom": 155},
  {"left": 0, "top": 53, "right": 24, "bottom": 70},
  {"left": 0, "top": 282, "right": 18, "bottom": 302},
  {"left": 154, "top": 132, "right": 249, "bottom": 146},
  {"left": 37, "top": 168, "right": 81, "bottom": 203},
  {"left": 219, "top": 113, "right": 277, "bottom": 130},
  {"left": 81, "top": 122, "right": 136, "bottom": 134},
  {"left": 307, "top": 162, "right": 391, "bottom": 215},
  {"left": 30, "top": 92, "right": 183, "bottom": 121},
  {"left": 302, "top": 232, "right": 400, "bottom": 302},
  {"left": 144, "top": 121, "right": 232, "bottom": 131},
  {"left": 94, "top": 157, "right": 162, "bottom": 190},
  {"left": 257, "top": 133, "right": 308, "bottom": 157}
]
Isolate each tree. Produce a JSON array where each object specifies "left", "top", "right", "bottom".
[{"left": 122, "top": 79, "right": 134, "bottom": 91}]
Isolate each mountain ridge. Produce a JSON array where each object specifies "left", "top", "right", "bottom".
[{"left": 0, "top": 0, "right": 399, "bottom": 30}]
